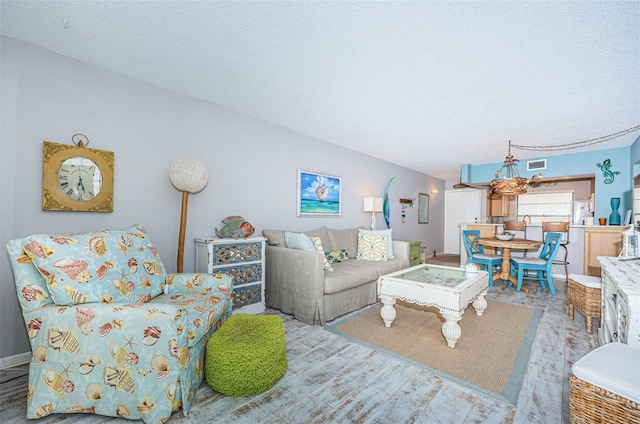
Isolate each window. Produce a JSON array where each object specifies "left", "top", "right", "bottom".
[{"left": 517, "top": 191, "right": 573, "bottom": 225}]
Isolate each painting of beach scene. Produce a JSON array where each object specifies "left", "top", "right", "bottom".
[{"left": 297, "top": 169, "right": 341, "bottom": 216}]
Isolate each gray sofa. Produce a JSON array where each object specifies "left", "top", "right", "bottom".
[{"left": 262, "top": 226, "right": 411, "bottom": 325}]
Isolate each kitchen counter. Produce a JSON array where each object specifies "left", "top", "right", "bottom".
[{"left": 460, "top": 222, "right": 622, "bottom": 229}]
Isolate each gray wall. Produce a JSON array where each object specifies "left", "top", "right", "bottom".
[{"left": 0, "top": 36, "right": 445, "bottom": 362}]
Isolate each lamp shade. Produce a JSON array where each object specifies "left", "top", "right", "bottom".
[
  {"left": 169, "top": 157, "right": 209, "bottom": 193},
  {"left": 363, "top": 197, "right": 383, "bottom": 213}
]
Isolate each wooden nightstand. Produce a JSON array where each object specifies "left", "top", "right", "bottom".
[{"left": 408, "top": 241, "right": 423, "bottom": 267}]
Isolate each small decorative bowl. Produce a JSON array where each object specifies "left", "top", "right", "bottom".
[{"left": 495, "top": 232, "right": 515, "bottom": 241}]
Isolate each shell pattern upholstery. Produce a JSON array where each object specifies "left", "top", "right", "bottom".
[{"left": 6, "top": 224, "right": 234, "bottom": 424}]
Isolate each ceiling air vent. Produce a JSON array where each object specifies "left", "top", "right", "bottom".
[{"left": 527, "top": 159, "right": 547, "bottom": 171}]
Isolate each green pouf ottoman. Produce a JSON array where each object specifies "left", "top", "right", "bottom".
[{"left": 205, "top": 314, "right": 287, "bottom": 397}]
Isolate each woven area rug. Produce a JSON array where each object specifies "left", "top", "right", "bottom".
[{"left": 325, "top": 300, "right": 542, "bottom": 406}]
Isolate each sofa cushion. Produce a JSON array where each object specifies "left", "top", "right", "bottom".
[
  {"left": 372, "top": 258, "right": 411, "bottom": 277},
  {"left": 23, "top": 224, "right": 165, "bottom": 305},
  {"left": 262, "top": 229, "right": 286, "bottom": 247},
  {"left": 303, "top": 226, "right": 333, "bottom": 252},
  {"left": 356, "top": 233, "right": 389, "bottom": 261},
  {"left": 309, "top": 236, "right": 334, "bottom": 271},
  {"left": 284, "top": 231, "right": 315, "bottom": 251},
  {"left": 327, "top": 227, "right": 361, "bottom": 258},
  {"left": 150, "top": 290, "right": 231, "bottom": 347},
  {"left": 323, "top": 260, "right": 380, "bottom": 294},
  {"left": 359, "top": 229, "right": 395, "bottom": 259},
  {"left": 263, "top": 226, "right": 333, "bottom": 252}
]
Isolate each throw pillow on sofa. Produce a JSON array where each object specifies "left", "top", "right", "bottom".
[
  {"left": 284, "top": 231, "right": 315, "bottom": 251},
  {"left": 359, "top": 229, "right": 394, "bottom": 259},
  {"left": 325, "top": 249, "right": 348, "bottom": 263},
  {"left": 356, "top": 233, "right": 389, "bottom": 261},
  {"left": 309, "top": 236, "right": 334, "bottom": 271}
]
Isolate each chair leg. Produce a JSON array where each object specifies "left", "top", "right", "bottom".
[
  {"left": 586, "top": 316, "right": 593, "bottom": 334},
  {"left": 546, "top": 269, "right": 556, "bottom": 295},
  {"left": 487, "top": 264, "right": 494, "bottom": 286},
  {"left": 516, "top": 268, "right": 524, "bottom": 292},
  {"left": 562, "top": 246, "right": 568, "bottom": 282},
  {"left": 538, "top": 270, "right": 546, "bottom": 291}
]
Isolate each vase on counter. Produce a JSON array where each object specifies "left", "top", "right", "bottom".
[{"left": 609, "top": 197, "right": 621, "bottom": 225}]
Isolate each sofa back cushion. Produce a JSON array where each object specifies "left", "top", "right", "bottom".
[
  {"left": 263, "top": 226, "right": 333, "bottom": 252},
  {"left": 327, "top": 227, "right": 362, "bottom": 259},
  {"left": 262, "top": 229, "right": 286, "bottom": 247},
  {"left": 22, "top": 224, "right": 166, "bottom": 305}
]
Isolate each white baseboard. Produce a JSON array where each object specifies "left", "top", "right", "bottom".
[{"left": 0, "top": 352, "right": 31, "bottom": 370}]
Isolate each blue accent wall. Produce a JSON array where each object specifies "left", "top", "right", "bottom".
[{"left": 462, "top": 146, "right": 633, "bottom": 220}]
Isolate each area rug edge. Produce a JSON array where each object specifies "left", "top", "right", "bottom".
[{"left": 324, "top": 300, "right": 542, "bottom": 407}]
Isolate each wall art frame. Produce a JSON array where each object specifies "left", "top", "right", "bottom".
[
  {"left": 297, "top": 169, "right": 342, "bottom": 217},
  {"left": 418, "top": 192, "right": 429, "bottom": 224}
]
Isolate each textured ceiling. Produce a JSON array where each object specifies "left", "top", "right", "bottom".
[{"left": 2, "top": 1, "right": 639, "bottom": 179}]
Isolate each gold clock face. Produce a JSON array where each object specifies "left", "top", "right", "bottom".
[
  {"left": 56, "top": 157, "right": 102, "bottom": 202},
  {"left": 43, "top": 141, "right": 114, "bottom": 212}
]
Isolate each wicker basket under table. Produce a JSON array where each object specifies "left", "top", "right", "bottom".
[
  {"left": 569, "top": 375, "right": 640, "bottom": 424},
  {"left": 567, "top": 275, "right": 601, "bottom": 334}
]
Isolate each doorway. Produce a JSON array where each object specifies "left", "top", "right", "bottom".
[{"left": 444, "top": 189, "right": 483, "bottom": 254}]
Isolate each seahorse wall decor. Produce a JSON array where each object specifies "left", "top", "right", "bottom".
[{"left": 596, "top": 159, "right": 621, "bottom": 184}]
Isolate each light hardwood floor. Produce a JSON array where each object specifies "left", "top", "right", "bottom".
[{"left": 1, "top": 272, "right": 598, "bottom": 424}]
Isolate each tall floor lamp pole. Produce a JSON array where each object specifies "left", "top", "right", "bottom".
[{"left": 169, "top": 157, "right": 208, "bottom": 273}]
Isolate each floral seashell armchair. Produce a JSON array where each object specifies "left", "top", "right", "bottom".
[{"left": 6, "top": 224, "right": 233, "bottom": 423}]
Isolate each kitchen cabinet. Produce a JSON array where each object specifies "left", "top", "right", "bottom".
[
  {"left": 584, "top": 226, "right": 627, "bottom": 276},
  {"left": 487, "top": 193, "right": 509, "bottom": 217}
]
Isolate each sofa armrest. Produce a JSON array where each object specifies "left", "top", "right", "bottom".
[
  {"left": 164, "top": 272, "right": 233, "bottom": 296},
  {"left": 392, "top": 240, "right": 411, "bottom": 260},
  {"left": 264, "top": 245, "right": 325, "bottom": 324}
]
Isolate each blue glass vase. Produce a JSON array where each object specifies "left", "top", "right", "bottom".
[{"left": 609, "top": 197, "right": 621, "bottom": 225}]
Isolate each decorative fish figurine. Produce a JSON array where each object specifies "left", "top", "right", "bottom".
[{"left": 214, "top": 216, "right": 255, "bottom": 238}]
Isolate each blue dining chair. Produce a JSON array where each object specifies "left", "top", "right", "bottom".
[
  {"left": 510, "top": 231, "right": 563, "bottom": 295},
  {"left": 462, "top": 230, "right": 502, "bottom": 286}
]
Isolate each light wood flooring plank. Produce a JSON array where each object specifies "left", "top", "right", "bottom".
[{"left": 0, "top": 274, "right": 597, "bottom": 424}]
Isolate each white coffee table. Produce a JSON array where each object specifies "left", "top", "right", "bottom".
[{"left": 377, "top": 264, "right": 489, "bottom": 348}]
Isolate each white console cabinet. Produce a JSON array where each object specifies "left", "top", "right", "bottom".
[{"left": 598, "top": 257, "right": 640, "bottom": 347}]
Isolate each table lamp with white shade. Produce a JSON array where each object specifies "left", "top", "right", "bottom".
[{"left": 363, "top": 196, "right": 383, "bottom": 230}]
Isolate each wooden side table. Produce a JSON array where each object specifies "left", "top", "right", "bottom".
[
  {"left": 195, "top": 236, "right": 266, "bottom": 314},
  {"left": 407, "top": 241, "right": 422, "bottom": 267}
]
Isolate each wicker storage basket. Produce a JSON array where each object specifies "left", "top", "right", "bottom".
[
  {"left": 567, "top": 276, "right": 601, "bottom": 333},
  {"left": 569, "top": 375, "right": 640, "bottom": 424}
]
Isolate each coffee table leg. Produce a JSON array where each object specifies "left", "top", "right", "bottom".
[
  {"left": 472, "top": 290, "right": 488, "bottom": 316},
  {"left": 441, "top": 313, "right": 462, "bottom": 348},
  {"left": 379, "top": 295, "right": 396, "bottom": 328}
]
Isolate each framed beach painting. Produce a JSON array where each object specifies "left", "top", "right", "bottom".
[
  {"left": 297, "top": 169, "right": 342, "bottom": 217},
  {"left": 418, "top": 193, "right": 429, "bottom": 224}
]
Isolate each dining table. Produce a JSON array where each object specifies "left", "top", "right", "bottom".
[{"left": 477, "top": 237, "right": 543, "bottom": 293}]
